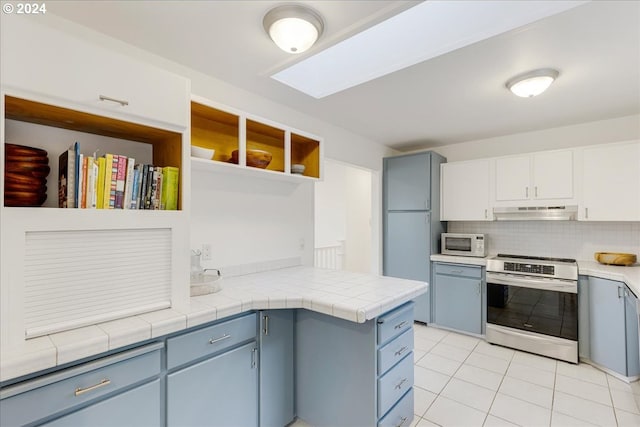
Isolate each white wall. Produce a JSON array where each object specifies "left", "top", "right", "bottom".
[
  {"left": 40, "top": 13, "right": 396, "bottom": 269},
  {"left": 344, "top": 166, "right": 372, "bottom": 273},
  {"left": 431, "top": 114, "right": 640, "bottom": 162}
]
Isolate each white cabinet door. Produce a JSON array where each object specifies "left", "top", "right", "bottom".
[
  {"left": 533, "top": 150, "right": 574, "bottom": 200},
  {"left": 582, "top": 141, "right": 640, "bottom": 221},
  {"left": 495, "top": 150, "right": 575, "bottom": 205},
  {"left": 495, "top": 156, "right": 530, "bottom": 202},
  {"left": 441, "top": 160, "right": 490, "bottom": 220},
  {"left": 1, "top": 15, "right": 189, "bottom": 128}
]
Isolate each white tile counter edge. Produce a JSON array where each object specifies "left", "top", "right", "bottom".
[
  {"left": 0, "top": 266, "right": 427, "bottom": 383},
  {"left": 431, "top": 254, "right": 640, "bottom": 296}
]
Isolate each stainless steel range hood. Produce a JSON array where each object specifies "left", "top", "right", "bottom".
[{"left": 493, "top": 206, "right": 578, "bottom": 221}]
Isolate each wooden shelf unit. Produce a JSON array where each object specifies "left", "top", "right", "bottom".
[
  {"left": 246, "top": 119, "right": 285, "bottom": 173},
  {"left": 190, "top": 101, "right": 239, "bottom": 163},
  {"left": 291, "top": 133, "right": 320, "bottom": 179},
  {"left": 189, "top": 95, "right": 322, "bottom": 180},
  {"left": 4, "top": 95, "right": 184, "bottom": 209}
]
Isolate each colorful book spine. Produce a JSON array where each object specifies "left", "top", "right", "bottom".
[
  {"left": 143, "top": 165, "right": 153, "bottom": 210},
  {"left": 114, "top": 155, "right": 127, "bottom": 209},
  {"left": 73, "top": 142, "right": 80, "bottom": 208},
  {"left": 130, "top": 165, "right": 141, "bottom": 209},
  {"left": 96, "top": 156, "right": 106, "bottom": 209},
  {"left": 108, "top": 154, "right": 118, "bottom": 209},
  {"left": 88, "top": 157, "right": 98, "bottom": 209},
  {"left": 123, "top": 157, "right": 135, "bottom": 209},
  {"left": 153, "top": 166, "right": 163, "bottom": 210},
  {"left": 58, "top": 146, "right": 76, "bottom": 208},
  {"left": 149, "top": 166, "right": 159, "bottom": 210},
  {"left": 161, "top": 166, "right": 179, "bottom": 210},
  {"left": 78, "top": 153, "right": 86, "bottom": 209}
]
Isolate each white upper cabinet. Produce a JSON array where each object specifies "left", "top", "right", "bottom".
[
  {"left": 1, "top": 15, "right": 189, "bottom": 129},
  {"left": 581, "top": 141, "right": 640, "bottom": 221},
  {"left": 441, "top": 160, "right": 491, "bottom": 221},
  {"left": 494, "top": 150, "right": 575, "bottom": 206}
]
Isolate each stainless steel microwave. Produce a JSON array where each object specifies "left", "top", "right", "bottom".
[{"left": 441, "top": 233, "right": 487, "bottom": 257}]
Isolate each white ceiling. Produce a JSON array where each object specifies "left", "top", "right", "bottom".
[{"left": 49, "top": 1, "right": 640, "bottom": 151}]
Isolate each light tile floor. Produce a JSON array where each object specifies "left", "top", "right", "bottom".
[
  {"left": 291, "top": 324, "right": 640, "bottom": 427},
  {"left": 410, "top": 324, "right": 640, "bottom": 427}
]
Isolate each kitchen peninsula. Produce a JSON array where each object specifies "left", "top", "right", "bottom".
[{"left": 1, "top": 265, "right": 427, "bottom": 427}]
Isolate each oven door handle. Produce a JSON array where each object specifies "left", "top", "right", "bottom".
[{"left": 486, "top": 272, "right": 577, "bottom": 294}]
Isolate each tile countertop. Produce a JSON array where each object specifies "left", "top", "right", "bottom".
[
  {"left": 430, "top": 254, "right": 640, "bottom": 296},
  {"left": 0, "top": 266, "right": 427, "bottom": 383}
]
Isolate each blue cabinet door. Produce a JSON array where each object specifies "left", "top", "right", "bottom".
[
  {"left": 384, "top": 211, "right": 430, "bottom": 323},
  {"left": 625, "top": 289, "right": 640, "bottom": 376},
  {"left": 41, "top": 380, "right": 160, "bottom": 427},
  {"left": 434, "top": 273, "right": 482, "bottom": 334},
  {"left": 167, "top": 341, "right": 258, "bottom": 427},
  {"left": 589, "top": 277, "right": 627, "bottom": 375},
  {"left": 384, "top": 153, "right": 431, "bottom": 211},
  {"left": 259, "top": 310, "right": 295, "bottom": 427}
]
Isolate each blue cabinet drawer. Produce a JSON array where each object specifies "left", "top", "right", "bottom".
[
  {"left": 0, "top": 343, "right": 162, "bottom": 427},
  {"left": 435, "top": 262, "right": 481, "bottom": 279},
  {"left": 167, "top": 312, "right": 257, "bottom": 370},
  {"left": 377, "top": 353, "right": 413, "bottom": 418},
  {"left": 41, "top": 379, "right": 161, "bottom": 427},
  {"left": 377, "top": 302, "right": 414, "bottom": 345},
  {"left": 378, "top": 329, "right": 413, "bottom": 375},
  {"left": 378, "top": 388, "right": 413, "bottom": 427}
]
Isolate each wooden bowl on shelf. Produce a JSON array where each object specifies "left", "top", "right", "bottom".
[
  {"left": 230, "top": 149, "right": 272, "bottom": 169},
  {"left": 4, "top": 143, "right": 49, "bottom": 207},
  {"left": 594, "top": 252, "right": 637, "bottom": 266}
]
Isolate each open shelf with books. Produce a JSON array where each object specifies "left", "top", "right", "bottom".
[
  {"left": 3, "top": 95, "right": 184, "bottom": 210},
  {"left": 1, "top": 91, "right": 190, "bottom": 347}
]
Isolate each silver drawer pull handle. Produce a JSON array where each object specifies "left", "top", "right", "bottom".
[
  {"left": 74, "top": 378, "right": 111, "bottom": 396},
  {"left": 396, "top": 416, "right": 408, "bottom": 427},
  {"left": 99, "top": 95, "right": 129, "bottom": 107},
  {"left": 395, "top": 378, "right": 408, "bottom": 389},
  {"left": 209, "top": 333, "right": 231, "bottom": 344},
  {"left": 394, "top": 321, "right": 407, "bottom": 330},
  {"left": 395, "top": 346, "right": 408, "bottom": 356}
]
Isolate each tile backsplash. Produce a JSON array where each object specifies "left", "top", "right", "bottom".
[{"left": 447, "top": 221, "right": 640, "bottom": 261}]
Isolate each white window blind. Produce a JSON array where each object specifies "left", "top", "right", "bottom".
[{"left": 23, "top": 228, "right": 172, "bottom": 338}]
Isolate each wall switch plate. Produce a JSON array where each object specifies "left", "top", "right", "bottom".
[{"left": 201, "top": 243, "right": 212, "bottom": 261}]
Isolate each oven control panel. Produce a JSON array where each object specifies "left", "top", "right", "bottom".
[{"left": 503, "top": 262, "right": 555, "bottom": 276}]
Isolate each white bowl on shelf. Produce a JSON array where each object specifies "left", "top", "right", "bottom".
[
  {"left": 191, "top": 145, "right": 215, "bottom": 160},
  {"left": 291, "top": 164, "right": 306, "bottom": 175}
]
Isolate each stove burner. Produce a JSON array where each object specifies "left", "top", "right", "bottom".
[{"left": 496, "top": 254, "right": 577, "bottom": 264}]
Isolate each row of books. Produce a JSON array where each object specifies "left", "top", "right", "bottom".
[{"left": 58, "top": 142, "right": 179, "bottom": 210}]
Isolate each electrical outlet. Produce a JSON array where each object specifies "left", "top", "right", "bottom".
[
  {"left": 201, "top": 243, "right": 212, "bottom": 261},
  {"left": 299, "top": 238, "right": 305, "bottom": 251}
]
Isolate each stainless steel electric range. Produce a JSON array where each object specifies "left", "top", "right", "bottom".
[{"left": 486, "top": 254, "right": 579, "bottom": 364}]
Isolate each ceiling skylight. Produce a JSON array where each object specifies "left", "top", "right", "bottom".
[{"left": 271, "top": 1, "right": 589, "bottom": 98}]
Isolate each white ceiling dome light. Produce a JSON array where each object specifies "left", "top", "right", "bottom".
[
  {"left": 506, "top": 68, "right": 560, "bottom": 98},
  {"left": 263, "top": 4, "right": 324, "bottom": 54}
]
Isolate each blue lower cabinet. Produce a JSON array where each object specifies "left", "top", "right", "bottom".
[
  {"left": 295, "top": 303, "right": 414, "bottom": 427},
  {"left": 0, "top": 343, "right": 162, "bottom": 427},
  {"left": 378, "top": 388, "right": 414, "bottom": 427},
  {"left": 167, "top": 341, "right": 258, "bottom": 427},
  {"left": 42, "top": 380, "right": 160, "bottom": 427},
  {"left": 433, "top": 263, "right": 483, "bottom": 335},
  {"left": 589, "top": 277, "right": 627, "bottom": 375},
  {"left": 259, "top": 310, "right": 295, "bottom": 427},
  {"left": 588, "top": 277, "right": 640, "bottom": 377}
]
